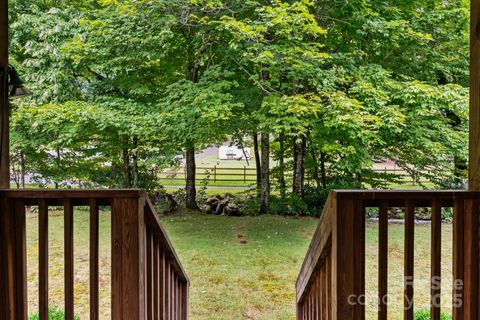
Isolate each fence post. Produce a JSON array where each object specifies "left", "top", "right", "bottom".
[
  {"left": 214, "top": 166, "right": 217, "bottom": 183},
  {"left": 244, "top": 166, "right": 246, "bottom": 183}
]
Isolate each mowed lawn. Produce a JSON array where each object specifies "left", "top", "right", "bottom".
[{"left": 25, "top": 210, "right": 453, "bottom": 319}]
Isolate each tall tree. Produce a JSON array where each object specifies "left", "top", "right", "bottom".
[
  {"left": 313, "top": 0, "right": 470, "bottom": 187},
  {"left": 222, "top": 0, "right": 329, "bottom": 207},
  {"left": 10, "top": 0, "right": 179, "bottom": 190},
  {"left": 160, "top": 67, "right": 240, "bottom": 209},
  {"left": 156, "top": 0, "right": 248, "bottom": 209}
]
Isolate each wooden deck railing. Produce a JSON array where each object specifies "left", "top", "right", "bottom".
[
  {"left": 0, "top": 189, "right": 189, "bottom": 320},
  {"left": 296, "top": 190, "right": 480, "bottom": 320}
]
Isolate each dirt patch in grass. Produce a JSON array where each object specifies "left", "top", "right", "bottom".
[{"left": 237, "top": 233, "right": 248, "bottom": 244}]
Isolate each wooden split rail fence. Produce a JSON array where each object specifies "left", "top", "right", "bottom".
[
  {"left": 160, "top": 167, "right": 427, "bottom": 186},
  {"left": 160, "top": 166, "right": 258, "bottom": 183}
]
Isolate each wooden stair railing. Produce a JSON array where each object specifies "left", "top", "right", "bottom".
[
  {"left": 0, "top": 189, "right": 189, "bottom": 320},
  {"left": 296, "top": 190, "right": 480, "bottom": 320}
]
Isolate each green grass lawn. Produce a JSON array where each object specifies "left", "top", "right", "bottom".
[
  {"left": 364, "top": 221, "right": 453, "bottom": 319},
  {"left": 194, "top": 153, "right": 274, "bottom": 169},
  {"left": 25, "top": 210, "right": 453, "bottom": 319},
  {"left": 160, "top": 178, "right": 256, "bottom": 187},
  {"left": 159, "top": 166, "right": 258, "bottom": 188}
]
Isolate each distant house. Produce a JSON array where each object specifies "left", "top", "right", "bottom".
[{"left": 219, "top": 146, "right": 250, "bottom": 160}]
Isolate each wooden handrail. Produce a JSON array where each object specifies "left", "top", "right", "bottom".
[
  {"left": 296, "top": 190, "right": 480, "bottom": 320},
  {"left": 145, "top": 197, "right": 189, "bottom": 283},
  {"left": 0, "top": 189, "right": 189, "bottom": 320},
  {"left": 296, "top": 193, "right": 334, "bottom": 302},
  {"left": 144, "top": 197, "right": 189, "bottom": 319}
]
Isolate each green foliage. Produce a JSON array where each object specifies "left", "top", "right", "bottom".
[
  {"left": 414, "top": 309, "right": 452, "bottom": 320},
  {"left": 10, "top": 3, "right": 81, "bottom": 104},
  {"left": 160, "top": 67, "right": 240, "bottom": 149},
  {"left": 9, "top": 0, "right": 471, "bottom": 212},
  {"left": 232, "top": 173, "right": 383, "bottom": 217},
  {"left": 238, "top": 194, "right": 311, "bottom": 216},
  {"left": 198, "top": 170, "right": 211, "bottom": 204},
  {"left": 442, "top": 207, "right": 454, "bottom": 222},
  {"left": 29, "top": 308, "right": 79, "bottom": 320},
  {"left": 173, "top": 188, "right": 187, "bottom": 207},
  {"left": 308, "top": 0, "right": 469, "bottom": 188},
  {"left": 222, "top": 0, "right": 329, "bottom": 137},
  {"left": 270, "top": 194, "right": 310, "bottom": 216}
]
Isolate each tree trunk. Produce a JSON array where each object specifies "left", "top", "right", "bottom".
[
  {"left": 122, "top": 136, "right": 131, "bottom": 187},
  {"left": 310, "top": 148, "right": 322, "bottom": 189},
  {"left": 122, "top": 148, "right": 131, "bottom": 187},
  {"left": 20, "top": 151, "right": 25, "bottom": 188},
  {"left": 320, "top": 151, "right": 327, "bottom": 189},
  {"left": 185, "top": 45, "right": 200, "bottom": 208},
  {"left": 302, "top": 138, "right": 306, "bottom": 189},
  {"left": 132, "top": 136, "right": 139, "bottom": 188},
  {"left": 292, "top": 136, "right": 306, "bottom": 197},
  {"left": 11, "top": 159, "right": 19, "bottom": 189},
  {"left": 454, "top": 155, "right": 468, "bottom": 187},
  {"left": 259, "top": 133, "right": 270, "bottom": 214},
  {"left": 185, "top": 142, "right": 199, "bottom": 210},
  {"left": 55, "top": 147, "right": 61, "bottom": 189},
  {"left": 278, "top": 132, "right": 286, "bottom": 199},
  {"left": 253, "top": 133, "right": 262, "bottom": 191}
]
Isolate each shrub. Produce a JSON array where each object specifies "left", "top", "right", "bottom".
[
  {"left": 414, "top": 309, "right": 452, "bottom": 320},
  {"left": 239, "top": 177, "right": 361, "bottom": 216},
  {"left": 173, "top": 188, "right": 186, "bottom": 207},
  {"left": 441, "top": 207, "right": 453, "bottom": 222},
  {"left": 240, "top": 194, "right": 315, "bottom": 216},
  {"left": 197, "top": 170, "right": 211, "bottom": 205},
  {"left": 29, "top": 308, "right": 79, "bottom": 320},
  {"left": 270, "top": 194, "right": 310, "bottom": 216},
  {"left": 155, "top": 201, "right": 173, "bottom": 214},
  {"left": 302, "top": 178, "right": 361, "bottom": 217},
  {"left": 363, "top": 206, "right": 453, "bottom": 221},
  {"left": 227, "top": 176, "right": 365, "bottom": 216},
  {"left": 240, "top": 195, "right": 261, "bottom": 216}
]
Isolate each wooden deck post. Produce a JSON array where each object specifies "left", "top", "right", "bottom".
[
  {"left": 0, "top": 0, "right": 9, "bottom": 189},
  {"left": 332, "top": 194, "right": 365, "bottom": 320},
  {"left": 462, "top": 197, "right": 479, "bottom": 319},
  {"left": 0, "top": 198, "right": 27, "bottom": 320},
  {"left": 468, "top": 3, "right": 480, "bottom": 320},
  {"left": 470, "top": 0, "right": 480, "bottom": 190},
  {"left": 111, "top": 195, "right": 147, "bottom": 320},
  {"left": 0, "top": 196, "right": 6, "bottom": 320}
]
